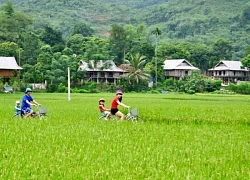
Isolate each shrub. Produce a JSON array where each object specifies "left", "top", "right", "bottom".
[
  {"left": 57, "top": 83, "right": 66, "bottom": 93},
  {"left": 148, "top": 90, "right": 160, "bottom": 94},
  {"left": 227, "top": 82, "right": 250, "bottom": 94},
  {"left": 90, "top": 89, "right": 100, "bottom": 93},
  {"left": 78, "top": 89, "right": 90, "bottom": 93},
  {"left": 205, "top": 79, "right": 222, "bottom": 92},
  {"left": 238, "top": 82, "right": 250, "bottom": 94},
  {"left": 163, "top": 78, "right": 175, "bottom": 91},
  {"left": 47, "top": 84, "right": 57, "bottom": 92},
  {"left": 212, "top": 90, "right": 235, "bottom": 94},
  {"left": 227, "top": 83, "right": 237, "bottom": 92}
]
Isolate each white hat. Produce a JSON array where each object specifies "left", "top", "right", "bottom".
[{"left": 16, "top": 101, "right": 20, "bottom": 104}]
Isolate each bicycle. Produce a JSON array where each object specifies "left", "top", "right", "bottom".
[
  {"left": 36, "top": 105, "right": 50, "bottom": 119},
  {"left": 125, "top": 108, "right": 143, "bottom": 122},
  {"left": 98, "top": 112, "right": 116, "bottom": 121},
  {"left": 97, "top": 109, "right": 132, "bottom": 121},
  {"left": 12, "top": 105, "right": 49, "bottom": 120},
  {"left": 12, "top": 110, "right": 24, "bottom": 119},
  {"left": 11, "top": 110, "right": 36, "bottom": 119}
]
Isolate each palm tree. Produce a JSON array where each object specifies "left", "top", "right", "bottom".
[{"left": 122, "top": 53, "right": 150, "bottom": 86}]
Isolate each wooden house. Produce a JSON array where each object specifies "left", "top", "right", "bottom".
[
  {"left": 208, "top": 60, "right": 249, "bottom": 84},
  {"left": 163, "top": 59, "right": 199, "bottom": 80},
  {"left": 0, "top": 57, "right": 22, "bottom": 82},
  {"left": 78, "top": 60, "right": 125, "bottom": 84}
]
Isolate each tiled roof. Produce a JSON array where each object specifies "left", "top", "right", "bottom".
[
  {"left": 209, "top": 61, "right": 248, "bottom": 71},
  {"left": 163, "top": 59, "right": 199, "bottom": 70},
  {"left": 79, "top": 60, "right": 125, "bottom": 72},
  {"left": 0, "top": 57, "right": 22, "bottom": 70}
]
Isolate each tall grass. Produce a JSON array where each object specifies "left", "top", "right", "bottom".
[{"left": 0, "top": 93, "right": 249, "bottom": 179}]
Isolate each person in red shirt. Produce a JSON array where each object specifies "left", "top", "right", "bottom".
[
  {"left": 110, "top": 90, "right": 130, "bottom": 120},
  {"left": 99, "top": 98, "right": 111, "bottom": 120}
]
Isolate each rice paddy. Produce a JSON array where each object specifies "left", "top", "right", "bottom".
[{"left": 0, "top": 92, "right": 250, "bottom": 179}]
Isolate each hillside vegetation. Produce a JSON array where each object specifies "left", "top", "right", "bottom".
[{"left": 1, "top": 0, "right": 250, "bottom": 57}]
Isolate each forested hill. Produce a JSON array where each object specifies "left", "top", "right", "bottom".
[{"left": 1, "top": 0, "right": 250, "bottom": 58}]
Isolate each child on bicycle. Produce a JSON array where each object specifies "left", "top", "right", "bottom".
[
  {"left": 110, "top": 90, "right": 130, "bottom": 120},
  {"left": 14, "top": 100, "right": 22, "bottom": 115},
  {"left": 99, "top": 98, "right": 111, "bottom": 120}
]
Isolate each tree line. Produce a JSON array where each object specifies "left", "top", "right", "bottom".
[{"left": 1, "top": 1, "right": 250, "bottom": 93}]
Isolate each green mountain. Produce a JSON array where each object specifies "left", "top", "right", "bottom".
[{"left": 1, "top": 0, "right": 250, "bottom": 58}]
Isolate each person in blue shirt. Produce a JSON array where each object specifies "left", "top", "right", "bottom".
[{"left": 21, "top": 88, "right": 40, "bottom": 118}]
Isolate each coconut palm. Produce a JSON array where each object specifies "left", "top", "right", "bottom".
[{"left": 122, "top": 53, "right": 150, "bottom": 85}]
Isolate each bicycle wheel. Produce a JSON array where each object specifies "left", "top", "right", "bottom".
[
  {"left": 110, "top": 115, "right": 116, "bottom": 121},
  {"left": 98, "top": 116, "right": 105, "bottom": 120},
  {"left": 39, "top": 114, "right": 49, "bottom": 120},
  {"left": 12, "top": 114, "right": 22, "bottom": 119},
  {"left": 126, "top": 115, "right": 133, "bottom": 121},
  {"left": 137, "top": 116, "right": 144, "bottom": 122},
  {"left": 130, "top": 116, "right": 138, "bottom": 122}
]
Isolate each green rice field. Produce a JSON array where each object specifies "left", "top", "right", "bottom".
[{"left": 0, "top": 92, "right": 250, "bottom": 179}]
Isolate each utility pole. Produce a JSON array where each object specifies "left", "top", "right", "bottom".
[
  {"left": 155, "top": 34, "right": 158, "bottom": 84},
  {"left": 68, "top": 67, "right": 71, "bottom": 101},
  {"left": 19, "top": 48, "right": 21, "bottom": 80},
  {"left": 19, "top": 48, "right": 21, "bottom": 66},
  {"left": 152, "top": 28, "right": 162, "bottom": 85}
]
